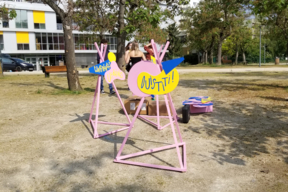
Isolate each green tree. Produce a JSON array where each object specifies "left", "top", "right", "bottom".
[
  {"left": 134, "top": 24, "right": 167, "bottom": 45},
  {"left": 166, "top": 23, "right": 182, "bottom": 59},
  {"left": 181, "top": 2, "right": 218, "bottom": 64},
  {"left": 222, "top": 23, "right": 253, "bottom": 65},
  {"left": 181, "top": 0, "right": 248, "bottom": 65},
  {"left": 252, "top": 0, "right": 288, "bottom": 59},
  {"left": 74, "top": 0, "right": 188, "bottom": 68},
  {"left": 42, "top": 0, "right": 82, "bottom": 91},
  {"left": 205, "top": 0, "right": 248, "bottom": 65}
]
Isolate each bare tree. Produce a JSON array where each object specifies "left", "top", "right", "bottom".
[{"left": 42, "top": 0, "right": 82, "bottom": 91}]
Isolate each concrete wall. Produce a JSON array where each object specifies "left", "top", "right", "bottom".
[
  {"left": 29, "top": 32, "right": 36, "bottom": 51},
  {"left": 75, "top": 53, "right": 97, "bottom": 67},
  {"left": 7, "top": 17, "right": 16, "bottom": 30},
  {"left": 45, "top": 12, "right": 57, "bottom": 31},
  {"left": 27, "top": 10, "right": 34, "bottom": 30},
  {"left": 3, "top": 32, "right": 17, "bottom": 52}
]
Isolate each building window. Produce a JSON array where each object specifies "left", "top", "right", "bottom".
[
  {"left": 74, "top": 34, "right": 95, "bottom": 50},
  {"left": 15, "top": 10, "right": 28, "bottom": 28},
  {"left": 33, "top": 11, "right": 46, "bottom": 29},
  {"left": 34, "top": 23, "right": 46, "bottom": 29},
  {"left": 35, "top": 33, "right": 64, "bottom": 50},
  {"left": 0, "top": 34, "right": 4, "bottom": 50},
  {"left": 16, "top": 32, "right": 29, "bottom": 50},
  {"left": 17, "top": 44, "right": 29, "bottom": 50},
  {"left": 56, "top": 15, "right": 63, "bottom": 30},
  {"left": 2, "top": 12, "right": 9, "bottom": 28},
  {"left": 105, "top": 35, "right": 118, "bottom": 50},
  {"left": 73, "top": 34, "right": 117, "bottom": 50}
]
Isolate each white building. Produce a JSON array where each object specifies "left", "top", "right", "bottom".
[{"left": 0, "top": 0, "right": 117, "bottom": 70}]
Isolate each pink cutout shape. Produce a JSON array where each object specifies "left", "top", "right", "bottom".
[
  {"left": 128, "top": 61, "right": 161, "bottom": 97},
  {"left": 104, "top": 61, "right": 125, "bottom": 84}
]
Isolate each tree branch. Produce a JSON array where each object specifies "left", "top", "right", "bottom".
[{"left": 42, "top": 0, "right": 65, "bottom": 19}]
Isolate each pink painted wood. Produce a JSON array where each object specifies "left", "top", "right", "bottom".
[
  {"left": 114, "top": 96, "right": 187, "bottom": 172},
  {"left": 136, "top": 39, "right": 179, "bottom": 130},
  {"left": 89, "top": 42, "right": 132, "bottom": 138},
  {"left": 114, "top": 40, "right": 187, "bottom": 171},
  {"left": 127, "top": 61, "right": 160, "bottom": 97}
]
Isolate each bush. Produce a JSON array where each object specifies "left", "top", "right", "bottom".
[{"left": 184, "top": 54, "right": 198, "bottom": 65}]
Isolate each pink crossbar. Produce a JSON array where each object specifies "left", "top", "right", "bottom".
[
  {"left": 89, "top": 42, "right": 132, "bottom": 139},
  {"left": 114, "top": 95, "right": 186, "bottom": 172},
  {"left": 138, "top": 115, "right": 175, "bottom": 130},
  {"left": 116, "top": 142, "right": 185, "bottom": 160}
]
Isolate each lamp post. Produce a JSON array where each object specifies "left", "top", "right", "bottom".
[{"left": 263, "top": 44, "right": 265, "bottom": 64}]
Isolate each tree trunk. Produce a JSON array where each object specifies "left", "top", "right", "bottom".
[
  {"left": 63, "top": 17, "right": 82, "bottom": 91},
  {"left": 42, "top": 0, "right": 82, "bottom": 91},
  {"left": 243, "top": 52, "right": 246, "bottom": 65},
  {"left": 287, "top": 42, "right": 288, "bottom": 60},
  {"left": 198, "top": 52, "right": 201, "bottom": 64},
  {"left": 235, "top": 43, "right": 239, "bottom": 65},
  {"left": 116, "top": 0, "right": 126, "bottom": 70},
  {"left": 217, "top": 40, "right": 223, "bottom": 65},
  {"left": 204, "top": 51, "right": 208, "bottom": 63},
  {"left": 201, "top": 52, "right": 204, "bottom": 63},
  {"left": 209, "top": 35, "right": 215, "bottom": 64},
  {"left": 210, "top": 49, "right": 214, "bottom": 64}
]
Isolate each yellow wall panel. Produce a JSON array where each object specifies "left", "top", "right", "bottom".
[
  {"left": 33, "top": 11, "right": 45, "bottom": 24},
  {"left": 16, "top": 32, "right": 29, "bottom": 44}
]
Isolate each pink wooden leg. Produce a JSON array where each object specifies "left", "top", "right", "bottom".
[
  {"left": 89, "top": 78, "right": 99, "bottom": 123},
  {"left": 168, "top": 93, "right": 183, "bottom": 142},
  {"left": 93, "top": 76, "right": 102, "bottom": 138},
  {"left": 115, "top": 97, "right": 145, "bottom": 159},
  {"left": 168, "top": 93, "right": 179, "bottom": 120},
  {"left": 112, "top": 82, "right": 131, "bottom": 124},
  {"left": 164, "top": 95, "right": 184, "bottom": 169},
  {"left": 158, "top": 45, "right": 163, "bottom": 59},
  {"left": 156, "top": 95, "right": 160, "bottom": 130}
]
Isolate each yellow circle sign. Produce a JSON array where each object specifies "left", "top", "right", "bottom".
[{"left": 108, "top": 52, "right": 116, "bottom": 62}]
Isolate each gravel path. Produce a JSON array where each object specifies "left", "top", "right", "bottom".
[{"left": 3, "top": 67, "right": 288, "bottom": 76}]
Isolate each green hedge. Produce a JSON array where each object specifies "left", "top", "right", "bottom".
[{"left": 184, "top": 54, "right": 198, "bottom": 65}]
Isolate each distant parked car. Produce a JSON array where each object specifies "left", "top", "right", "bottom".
[
  {"left": 2, "top": 57, "right": 34, "bottom": 72},
  {"left": 10, "top": 58, "right": 34, "bottom": 71}
]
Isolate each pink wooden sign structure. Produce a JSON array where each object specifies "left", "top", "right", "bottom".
[
  {"left": 114, "top": 40, "right": 186, "bottom": 172},
  {"left": 137, "top": 40, "right": 180, "bottom": 130},
  {"left": 88, "top": 42, "right": 132, "bottom": 138}
]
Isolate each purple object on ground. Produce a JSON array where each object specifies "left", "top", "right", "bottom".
[{"left": 183, "top": 96, "right": 213, "bottom": 114}]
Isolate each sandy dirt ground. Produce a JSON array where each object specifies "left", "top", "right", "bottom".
[
  {"left": 3, "top": 66, "right": 288, "bottom": 76},
  {"left": 0, "top": 72, "right": 288, "bottom": 192}
]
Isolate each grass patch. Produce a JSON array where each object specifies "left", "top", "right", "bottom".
[
  {"left": 179, "top": 62, "right": 191, "bottom": 67},
  {"left": 52, "top": 89, "right": 83, "bottom": 95},
  {"left": 36, "top": 89, "right": 42, "bottom": 94},
  {"left": 201, "top": 63, "right": 233, "bottom": 67}
]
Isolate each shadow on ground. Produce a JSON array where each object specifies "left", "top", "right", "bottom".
[
  {"left": 182, "top": 99, "right": 288, "bottom": 165},
  {"left": 178, "top": 78, "right": 288, "bottom": 92}
]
